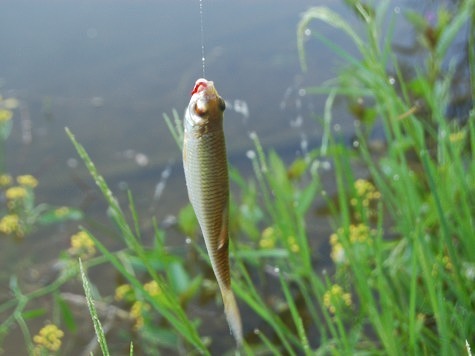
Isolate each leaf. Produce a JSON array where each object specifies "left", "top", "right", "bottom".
[
  {"left": 179, "top": 275, "right": 203, "bottom": 305},
  {"left": 0, "top": 116, "right": 13, "bottom": 140},
  {"left": 80, "top": 259, "right": 110, "bottom": 356},
  {"left": 21, "top": 308, "right": 46, "bottom": 320},
  {"left": 279, "top": 272, "right": 310, "bottom": 354},
  {"left": 37, "top": 206, "right": 83, "bottom": 225},
  {"left": 404, "top": 10, "right": 428, "bottom": 32},
  {"left": 163, "top": 109, "right": 183, "bottom": 150},
  {"left": 436, "top": 0, "right": 473, "bottom": 58},
  {"left": 167, "top": 262, "right": 190, "bottom": 295},
  {"left": 177, "top": 204, "right": 198, "bottom": 237},
  {"left": 298, "top": 6, "right": 364, "bottom": 71},
  {"left": 287, "top": 158, "right": 308, "bottom": 181},
  {"left": 268, "top": 151, "right": 292, "bottom": 197},
  {"left": 55, "top": 293, "right": 77, "bottom": 332},
  {"left": 234, "top": 248, "right": 289, "bottom": 260},
  {"left": 296, "top": 178, "right": 320, "bottom": 216}
]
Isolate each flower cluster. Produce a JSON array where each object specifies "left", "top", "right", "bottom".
[
  {"left": 115, "top": 283, "right": 145, "bottom": 329},
  {"left": 144, "top": 280, "right": 161, "bottom": 297},
  {"left": 0, "top": 95, "right": 17, "bottom": 124},
  {"left": 0, "top": 214, "right": 22, "bottom": 236},
  {"left": 350, "top": 179, "right": 381, "bottom": 219},
  {"left": 323, "top": 284, "right": 352, "bottom": 315},
  {"left": 53, "top": 206, "right": 72, "bottom": 218},
  {"left": 116, "top": 280, "right": 169, "bottom": 330},
  {"left": 0, "top": 108, "right": 12, "bottom": 122},
  {"left": 33, "top": 324, "right": 64, "bottom": 353},
  {"left": 0, "top": 174, "right": 12, "bottom": 186},
  {"left": 353, "top": 179, "right": 381, "bottom": 205},
  {"left": 330, "top": 224, "right": 374, "bottom": 264},
  {"left": 5, "top": 186, "right": 27, "bottom": 200},
  {"left": 287, "top": 235, "right": 300, "bottom": 253},
  {"left": 17, "top": 174, "right": 38, "bottom": 188},
  {"left": 130, "top": 300, "right": 150, "bottom": 329},
  {"left": 0, "top": 174, "right": 39, "bottom": 238},
  {"left": 259, "top": 226, "right": 300, "bottom": 253},
  {"left": 432, "top": 253, "right": 453, "bottom": 277},
  {"left": 68, "top": 231, "right": 96, "bottom": 259},
  {"left": 260, "top": 226, "right": 276, "bottom": 249},
  {"left": 115, "top": 284, "right": 134, "bottom": 302},
  {"left": 449, "top": 130, "right": 466, "bottom": 143}
]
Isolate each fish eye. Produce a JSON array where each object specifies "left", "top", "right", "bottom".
[
  {"left": 219, "top": 97, "right": 226, "bottom": 111},
  {"left": 195, "top": 100, "right": 208, "bottom": 116}
]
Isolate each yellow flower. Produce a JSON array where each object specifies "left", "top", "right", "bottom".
[
  {"left": 329, "top": 224, "right": 374, "bottom": 264},
  {"left": 449, "top": 130, "right": 465, "bottom": 143},
  {"left": 0, "top": 214, "right": 23, "bottom": 236},
  {"left": 17, "top": 174, "right": 38, "bottom": 188},
  {"left": 259, "top": 226, "right": 276, "bottom": 249},
  {"left": 441, "top": 255, "right": 453, "bottom": 271},
  {"left": 144, "top": 280, "right": 161, "bottom": 297},
  {"left": 329, "top": 230, "right": 345, "bottom": 264},
  {"left": 287, "top": 235, "right": 300, "bottom": 253},
  {"left": 432, "top": 254, "right": 454, "bottom": 277},
  {"left": 0, "top": 174, "right": 12, "bottom": 187},
  {"left": 130, "top": 301, "right": 150, "bottom": 329},
  {"left": 330, "top": 238, "right": 345, "bottom": 264},
  {"left": 0, "top": 109, "right": 12, "bottom": 122},
  {"left": 115, "top": 284, "right": 133, "bottom": 301},
  {"left": 351, "top": 179, "right": 381, "bottom": 209},
  {"left": 144, "top": 280, "right": 172, "bottom": 308},
  {"left": 5, "top": 186, "right": 27, "bottom": 200},
  {"left": 323, "top": 284, "right": 352, "bottom": 315},
  {"left": 348, "top": 223, "right": 372, "bottom": 244},
  {"left": 354, "top": 179, "right": 381, "bottom": 199},
  {"left": 68, "top": 231, "right": 96, "bottom": 258},
  {"left": 33, "top": 324, "right": 64, "bottom": 352},
  {"left": 54, "top": 206, "right": 70, "bottom": 217}
]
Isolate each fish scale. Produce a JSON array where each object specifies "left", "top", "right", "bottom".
[{"left": 183, "top": 78, "right": 243, "bottom": 346}]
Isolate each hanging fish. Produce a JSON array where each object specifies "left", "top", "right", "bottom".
[{"left": 183, "top": 78, "right": 243, "bottom": 345}]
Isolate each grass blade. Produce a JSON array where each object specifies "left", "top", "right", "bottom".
[{"left": 79, "top": 259, "right": 110, "bottom": 356}]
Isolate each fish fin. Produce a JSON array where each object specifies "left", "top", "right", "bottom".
[
  {"left": 217, "top": 203, "right": 229, "bottom": 251},
  {"left": 222, "top": 287, "right": 243, "bottom": 346}
]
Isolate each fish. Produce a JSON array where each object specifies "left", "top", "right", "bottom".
[{"left": 183, "top": 78, "right": 243, "bottom": 345}]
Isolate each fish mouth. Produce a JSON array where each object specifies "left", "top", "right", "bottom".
[
  {"left": 186, "top": 78, "right": 224, "bottom": 128},
  {"left": 191, "top": 78, "right": 217, "bottom": 98}
]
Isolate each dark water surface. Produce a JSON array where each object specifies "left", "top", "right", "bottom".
[{"left": 0, "top": 0, "right": 451, "bottom": 353}]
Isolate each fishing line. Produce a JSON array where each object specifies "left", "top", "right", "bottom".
[{"left": 199, "top": 0, "right": 206, "bottom": 78}]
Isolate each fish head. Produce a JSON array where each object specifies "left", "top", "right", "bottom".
[{"left": 186, "top": 78, "right": 226, "bottom": 129}]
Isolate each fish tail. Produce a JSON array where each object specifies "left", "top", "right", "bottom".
[{"left": 222, "top": 287, "right": 243, "bottom": 346}]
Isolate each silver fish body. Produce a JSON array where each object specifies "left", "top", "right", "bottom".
[{"left": 183, "top": 78, "right": 242, "bottom": 345}]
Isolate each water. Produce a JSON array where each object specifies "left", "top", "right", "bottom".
[{"left": 0, "top": 0, "right": 348, "bottom": 254}]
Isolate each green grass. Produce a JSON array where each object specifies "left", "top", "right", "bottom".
[
  {"left": 1, "top": 0, "right": 474, "bottom": 354},
  {"left": 80, "top": 259, "right": 111, "bottom": 356}
]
